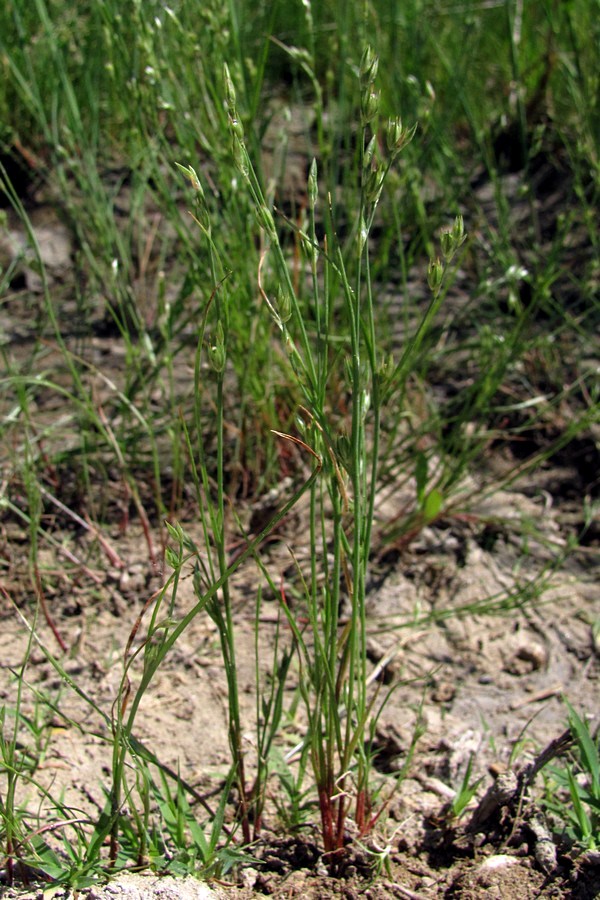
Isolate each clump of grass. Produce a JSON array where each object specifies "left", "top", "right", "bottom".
[
  {"left": 176, "top": 51, "right": 468, "bottom": 856},
  {"left": 542, "top": 703, "right": 600, "bottom": 853}
]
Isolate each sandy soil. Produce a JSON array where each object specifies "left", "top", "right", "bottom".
[{"left": 1, "top": 463, "right": 599, "bottom": 897}]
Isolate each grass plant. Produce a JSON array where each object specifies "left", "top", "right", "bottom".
[
  {"left": 206, "top": 49, "right": 423, "bottom": 853},
  {"left": 0, "top": 0, "right": 598, "bottom": 888},
  {"left": 542, "top": 703, "right": 600, "bottom": 852}
]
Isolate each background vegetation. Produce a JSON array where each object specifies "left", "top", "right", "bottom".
[{"left": 0, "top": 0, "right": 598, "bottom": 887}]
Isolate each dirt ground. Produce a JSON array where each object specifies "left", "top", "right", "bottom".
[
  {"left": 1, "top": 140, "right": 599, "bottom": 898},
  {"left": 1, "top": 486, "right": 599, "bottom": 898}
]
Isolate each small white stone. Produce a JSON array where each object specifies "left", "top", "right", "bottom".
[{"left": 478, "top": 853, "right": 518, "bottom": 872}]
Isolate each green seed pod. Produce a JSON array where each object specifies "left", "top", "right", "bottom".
[
  {"left": 229, "top": 116, "right": 244, "bottom": 141},
  {"left": 358, "top": 215, "right": 368, "bottom": 255},
  {"left": 276, "top": 286, "right": 292, "bottom": 324},
  {"left": 299, "top": 229, "right": 314, "bottom": 260},
  {"left": 376, "top": 353, "right": 395, "bottom": 394},
  {"left": 232, "top": 136, "right": 249, "bottom": 178},
  {"left": 451, "top": 214, "right": 466, "bottom": 249},
  {"left": 223, "top": 63, "right": 237, "bottom": 114},
  {"left": 360, "top": 46, "right": 379, "bottom": 89},
  {"left": 361, "top": 88, "right": 380, "bottom": 125},
  {"left": 295, "top": 413, "right": 307, "bottom": 435},
  {"left": 386, "top": 117, "right": 418, "bottom": 155},
  {"left": 440, "top": 215, "right": 467, "bottom": 261},
  {"left": 365, "top": 164, "right": 385, "bottom": 204},
  {"left": 427, "top": 257, "right": 444, "bottom": 295},
  {"left": 255, "top": 205, "right": 277, "bottom": 240},
  {"left": 363, "top": 135, "right": 377, "bottom": 170},
  {"left": 386, "top": 117, "right": 403, "bottom": 153},
  {"left": 287, "top": 45, "right": 312, "bottom": 67},
  {"left": 177, "top": 163, "right": 205, "bottom": 197},
  {"left": 362, "top": 387, "right": 371, "bottom": 418},
  {"left": 440, "top": 229, "right": 454, "bottom": 261}
]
